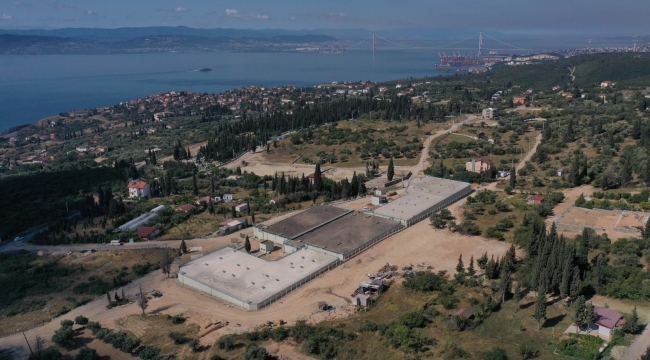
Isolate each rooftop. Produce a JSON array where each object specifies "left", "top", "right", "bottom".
[
  {"left": 595, "top": 307, "right": 625, "bottom": 329},
  {"left": 372, "top": 177, "right": 471, "bottom": 221},
  {"left": 262, "top": 205, "right": 350, "bottom": 239},
  {"left": 179, "top": 247, "right": 338, "bottom": 304},
  {"left": 286, "top": 212, "right": 400, "bottom": 256}
]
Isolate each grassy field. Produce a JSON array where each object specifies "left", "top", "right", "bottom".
[
  {"left": 263, "top": 118, "right": 444, "bottom": 167},
  {"left": 0, "top": 248, "right": 174, "bottom": 337}
]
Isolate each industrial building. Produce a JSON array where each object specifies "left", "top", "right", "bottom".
[
  {"left": 178, "top": 246, "right": 339, "bottom": 310},
  {"left": 371, "top": 176, "right": 472, "bottom": 226}
]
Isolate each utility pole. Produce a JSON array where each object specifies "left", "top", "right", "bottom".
[{"left": 23, "top": 332, "right": 33, "bottom": 355}]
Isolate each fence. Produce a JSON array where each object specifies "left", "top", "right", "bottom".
[{"left": 342, "top": 224, "right": 405, "bottom": 260}]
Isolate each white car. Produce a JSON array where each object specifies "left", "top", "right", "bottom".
[
  {"left": 362, "top": 207, "right": 370, "bottom": 211},
  {"left": 13, "top": 236, "right": 23, "bottom": 242}
]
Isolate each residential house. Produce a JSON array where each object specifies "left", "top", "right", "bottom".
[
  {"left": 482, "top": 108, "right": 498, "bottom": 119},
  {"left": 528, "top": 195, "right": 545, "bottom": 204},
  {"left": 175, "top": 204, "right": 196, "bottom": 214},
  {"left": 218, "top": 219, "right": 244, "bottom": 235},
  {"left": 137, "top": 226, "right": 160, "bottom": 240},
  {"left": 195, "top": 196, "right": 212, "bottom": 205},
  {"left": 222, "top": 194, "right": 234, "bottom": 202},
  {"left": 594, "top": 308, "right": 625, "bottom": 338},
  {"left": 454, "top": 308, "right": 475, "bottom": 320},
  {"left": 513, "top": 96, "right": 527, "bottom": 105},
  {"left": 128, "top": 181, "right": 151, "bottom": 198},
  {"left": 600, "top": 81, "right": 613, "bottom": 88},
  {"left": 465, "top": 158, "right": 492, "bottom": 173}
]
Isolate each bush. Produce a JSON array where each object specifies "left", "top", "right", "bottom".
[
  {"left": 86, "top": 321, "right": 102, "bottom": 334},
  {"left": 75, "top": 315, "right": 89, "bottom": 326},
  {"left": 210, "top": 356, "right": 225, "bottom": 360},
  {"left": 272, "top": 326, "right": 289, "bottom": 342},
  {"left": 168, "top": 331, "right": 187, "bottom": 344},
  {"left": 217, "top": 336, "right": 235, "bottom": 351},
  {"left": 29, "top": 347, "right": 63, "bottom": 360},
  {"left": 121, "top": 337, "right": 141, "bottom": 353},
  {"left": 138, "top": 346, "right": 162, "bottom": 360},
  {"left": 60, "top": 319, "right": 74, "bottom": 328},
  {"left": 167, "top": 314, "right": 186, "bottom": 324},
  {"left": 244, "top": 343, "right": 270, "bottom": 360},
  {"left": 73, "top": 348, "right": 99, "bottom": 360},
  {"left": 403, "top": 272, "right": 448, "bottom": 292},
  {"left": 438, "top": 295, "right": 459, "bottom": 310},
  {"left": 188, "top": 338, "right": 201, "bottom": 352},
  {"left": 51, "top": 325, "right": 74, "bottom": 347},
  {"left": 132, "top": 263, "right": 152, "bottom": 276},
  {"left": 486, "top": 227, "right": 505, "bottom": 240},
  {"left": 483, "top": 347, "right": 509, "bottom": 360}
]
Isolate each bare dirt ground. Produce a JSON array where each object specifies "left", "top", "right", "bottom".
[
  {"left": 560, "top": 207, "right": 619, "bottom": 228},
  {"left": 0, "top": 211, "right": 510, "bottom": 359}
]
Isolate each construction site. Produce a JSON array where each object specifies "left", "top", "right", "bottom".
[
  {"left": 555, "top": 206, "right": 649, "bottom": 238},
  {"left": 180, "top": 176, "right": 471, "bottom": 310}
]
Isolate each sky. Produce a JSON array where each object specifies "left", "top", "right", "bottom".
[{"left": 0, "top": 0, "right": 649, "bottom": 35}]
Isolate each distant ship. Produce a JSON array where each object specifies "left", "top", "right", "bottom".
[{"left": 199, "top": 68, "right": 212, "bottom": 72}]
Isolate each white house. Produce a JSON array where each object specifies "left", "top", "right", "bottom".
[
  {"left": 223, "top": 194, "right": 234, "bottom": 202},
  {"left": 482, "top": 108, "right": 498, "bottom": 119},
  {"left": 128, "top": 181, "right": 150, "bottom": 198},
  {"left": 235, "top": 203, "right": 249, "bottom": 213}
]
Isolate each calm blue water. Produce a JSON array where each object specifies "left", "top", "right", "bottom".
[{"left": 0, "top": 50, "right": 448, "bottom": 132}]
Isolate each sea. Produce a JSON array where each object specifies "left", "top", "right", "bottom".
[
  {"left": 0, "top": 50, "right": 452, "bottom": 133},
  {"left": 0, "top": 33, "right": 633, "bottom": 133}
]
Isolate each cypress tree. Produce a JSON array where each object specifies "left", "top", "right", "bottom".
[
  {"left": 456, "top": 254, "right": 465, "bottom": 273},
  {"left": 622, "top": 152, "right": 633, "bottom": 187},
  {"left": 387, "top": 158, "right": 395, "bottom": 181},
  {"left": 533, "top": 289, "right": 547, "bottom": 331},
  {"left": 467, "top": 255, "right": 476, "bottom": 277},
  {"left": 572, "top": 295, "right": 587, "bottom": 332},
  {"left": 244, "top": 235, "right": 251, "bottom": 253},
  {"left": 192, "top": 172, "right": 198, "bottom": 196},
  {"left": 510, "top": 166, "right": 517, "bottom": 188},
  {"left": 499, "top": 262, "right": 512, "bottom": 304},
  {"left": 513, "top": 283, "right": 522, "bottom": 312},
  {"left": 313, "top": 163, "right": 323, "bottom": 192},
  {"left": 569, "top": 267, "right": 581, "bottom": 299},
  {"left": 180, "top": 240, "right": 187, "bottom": 254}
]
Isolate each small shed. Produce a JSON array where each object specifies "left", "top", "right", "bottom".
[
  {"left": 374, "top": 188, "right": 387, "bottom": 196},
  {"left": 235, "top": 203, "right": 249, "bottom": 213},
  {"left": 528, "top": 195, "right": 545, "bottom": 205},
  {"left": 260, "top": 240, "right": 274, "bottom": 254},
  {"left": 223, "top": 194, "right": 234, "bottom": 202},
  {"left": 354, "top": 294, "right": 372, "bottom": 307},
  {"left": 454, "top": 308, "right": 475, "bottom": 320},
  {"left": 371, "top": 195, "right": 387, "bottom": 205},
  {"left": 557, "top": 168, "right": 564, "bottom": 176}
]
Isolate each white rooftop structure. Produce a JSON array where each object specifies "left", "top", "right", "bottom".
[
  {"left": 178, "top": 246, "right": 339, "bottom": 310},
  {"left": 371, "top": 176, "right": 471, "bottom": 226}
]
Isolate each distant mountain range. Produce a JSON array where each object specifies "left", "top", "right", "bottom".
[{"left": 0, "top": 32, "right": 338, "bottom": 55}]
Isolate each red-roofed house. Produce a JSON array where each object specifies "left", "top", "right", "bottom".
[
  {"left": 176, "top": 204, "right": 196, "bottom": 214},
  {"left": 195, "top": 196, "right": 213, "bottom": 205},
  {"left": 128, "top": 181, "right": 150, "bottom": 198},
  {"left": 270, "top": 195, "right": 286, "bottom": 205},
  {"left": 594, "top": 307, "right": 625, "bottom": 338},
  {"left": 137, "top": 226, "right": 160, "bottom": 240},
  {"left": 513, "top": 96, "right": 527, "bottom": 105},
  {"left": 528, "top": 195, "right": 545, "bottom": 204}
]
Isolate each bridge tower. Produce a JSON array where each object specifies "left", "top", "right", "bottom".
[
  {"left": 373, "top": 34, "right": 376, "bottom": 55},
  {"left": 478, "top": 32, "right": 483, "bottom": 57}
]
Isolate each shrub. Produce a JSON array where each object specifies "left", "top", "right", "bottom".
[
  {"left": 138, "top": 346, "right": 162, "bottom": 360},
  {"left": 244, "top": 343, "right": 270, "bottom": 360},
  {"left": 483, "top": 347, "right": 509, "bottom": 360},
  {"left": 210, "top": 355, "right": 225, "bottom": 360},
  {"left": 60, "top": 319, "right": 74, "bottom": 328},
  {"left": 51, "top": 325, "right": 74, "bottom": 347},
  {"left": 486, "top": 227, "right": 505, "bottom": 240},
  {"left": 272, "top": 326, "right": 289, "bottom": 341},
  {"left": 121, "top": 337, "right": 141, "bottom": 353},
  {"left": 168, "top": 331, "right": 187, "bottom": 344},
  {"left": 403, "top": 272, "right": 448, "bottom": 292},
  {"left": 86, "top": 322, "right": 102, "bottom": 334},
  {"left": 73, "top": 348, "right": 99, "bottom": 360},
  {"left": 188, "top": 338, "right": 201, "bottom": 352},
  {"left": 438, "top": 295, "right": 459, "bottom": 310},
  {"left": 167, "top": 314, "right": 186, "bottom": 324},
  {"left": 217, "top": 336, "right": 235, "bottom": 351},
  {"left": 75, "top": 315, "right": 89, "bottom": 326},
  {"left": 29, "top": 347, "right": 63, "bottom": 360}
]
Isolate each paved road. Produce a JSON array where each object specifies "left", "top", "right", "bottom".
[{"left": 0, "top": 239, "right": 177, "bottom": 254}]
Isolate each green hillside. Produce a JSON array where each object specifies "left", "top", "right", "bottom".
[{"left": 483, "top": 53, "right": 650, "bottom": 89}]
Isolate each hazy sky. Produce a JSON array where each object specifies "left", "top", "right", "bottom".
[{"left": 1, "top": 0, "right": 649, "bottom": 34}]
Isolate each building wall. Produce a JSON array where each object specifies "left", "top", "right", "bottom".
[
  {"left": 178, "top": 272, "right": 252, "bottom": 310},
  {"left": 253, "top": 227, "right": 289, "bottom": 245}
]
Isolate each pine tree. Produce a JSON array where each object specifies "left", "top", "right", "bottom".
[
  {"left": 569, "top": 267, "right": 581, "bottom": 299},
  {"left": 180, "top": 240, "right": 187, "bottom": 254},
  {"left": 513, "top": 283, "right": 522, "bottom": 312},
  {"left": 467, "top": 256, "right": 476, "bottom": 277},
  {"left": 456, "top": 254, "right": 465, "bottom": 273},
  {"left": 387, "top": 158, "right": 395, "bottom": 181},
  {"left": 499, "top": 263, "right": 512, "bottom": 304},
  {"left": 533, "top": 290, "right": 547, "bottom": 331},
  {"left": 244, "top": 235, "right": 251, "bottom": 253}
]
